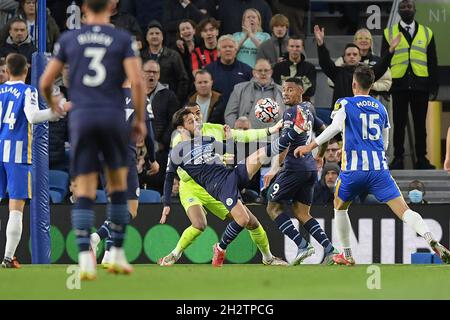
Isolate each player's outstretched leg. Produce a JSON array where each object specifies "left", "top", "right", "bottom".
[
  {"left": 267, "top": 202, "right": 314, "bottom": 266},
  {"left": 243, "top": 207, "right": 288, "bottom": 266},
  {"left": 388, "top": 196, "right": 450, "bottom": 264},
  {"left": 212, "top": 201, "right": 249, "bottom": 267}
]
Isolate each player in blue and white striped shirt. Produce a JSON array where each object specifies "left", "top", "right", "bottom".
[
  {"left": 0, "top": 54, "right": 65, "bottom": 268},
  {"left": 295, "top": 65, "right": 450, "bottom": 265}
]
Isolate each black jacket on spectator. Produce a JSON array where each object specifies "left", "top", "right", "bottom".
[
  {"left": 150, "top": 83, "right": 180, "bottom": 150},
  {"left": 163, "top": 0, "right": 206, "bottom": 48},
  {"left": 313, "top": 182, "right": 334, "bottom": 205},
  {"left": 111, "top": 10, "right": 143, "bottom": 39},
  {"left": 273, "top": 53, "right": 316, "bottom": 100},
  {"left": 142, "top": 46, "right": 190, "bottom": 104},
  {"left": 49, "top": 117, "right": 68, "bottom": 171},
  {"left": 0, "top": 35, "right": 36, "bottom": 62},
  {"left": 318, "top": 44, "right": 393, "bottom": 108}
]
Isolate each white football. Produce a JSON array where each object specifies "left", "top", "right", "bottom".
[{"left": 254, "top": 98, "right": 279, "bottom": 123}]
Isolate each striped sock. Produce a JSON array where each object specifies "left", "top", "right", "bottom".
[
  {"left": 96, "top": 220, "right": 111, "bottom": 240},
  {"left": 72, "top": 197, "right": 95, "bottom": 252},
  {"left": 303, "top": 218, "right": 334, "bottom": 254},
  {"left": 219, "top": 221, "right": 244, "bottom": 250},
  {"left": 274, "top": 213, "right": 308, "bottom": 249}
]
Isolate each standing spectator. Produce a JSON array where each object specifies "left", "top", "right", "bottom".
[
  {"left": 256, "top": 13, "right": 289, "bottom": 66},
  {"left": 110, "top": 0, "right": 142, "bottom": 40},
  {"left": 314, "top": 25, "right": 397, "bottom": 107},
  {"left": 0, "top": 0, "right": 59, "bottom": 52},
  {"left": 0, "top": 58, "right": 8, "bottom": 84},
  {"left": 382, "top": 0, "right": 438, "bottom": 170},
  {"left": 225, "top": 58, "right": 284, "bottom": 129},
  {"left": 143, "top": 60, "right": 180, "bottom": 193},
  {"left": 218, "top": 0, "right": 272, "bottom": 35},
  {"left": 120, "top": 0, "right": 164, "bottom": 34},
  {"left": 163, "top": 0, "right": 206, "bottom": 48},
  {"left": 191, "top": 17, "right": 219, "bottom": 73},
  {"left": 205, "top": 35, "right": 252, "bottom": 106},
  {"left": 274, "top": 0, "right": 309, "bottom": 39},
  {"left": 188, "top": 69, "right": 226, "bottom": 124},
  {"left": 313, "top": 162, "right": 340, "bottom": 205},
  {"left": 143, "top": 20, "right": 190, "bottom": 104},
  {"left": 0, "top": 18, "right": 36, "bottom": 83},
  {"left": 0, "top": 0, "right": 18, "bottom": 29},
  {"left": 233, "top": 8, "right": 270, "bottom": 68},
  {"left": 176, "top": 19, "right": 197, "bottom": 85},
  {"left": 272, "top": 35, "right": 316, "bottom": 101}
]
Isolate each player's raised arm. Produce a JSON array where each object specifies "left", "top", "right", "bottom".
[{"left": 294, "top": 102, "right": 346, "bottom": 158}]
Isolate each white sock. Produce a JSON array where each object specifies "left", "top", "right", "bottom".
[
  {"left": 334, "top": 209, "right": 352, "bottom": 257},
  {"left": 4, "top": 210, "right": 23, "bottom": 260},
  {"left": 402, "top": 209, "right": 433, "bottom": 243},
  {"left": 90, "top": 233, "right": 100, "bottom": 247}
]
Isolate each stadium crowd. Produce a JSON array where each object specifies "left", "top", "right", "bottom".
[{"left": 0, "top": 0, "right": 442, "bottom": 205}]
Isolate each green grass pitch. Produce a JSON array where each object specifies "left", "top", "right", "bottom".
[{"left": 0, "top": 264, "right": 449, "bottom": 299}]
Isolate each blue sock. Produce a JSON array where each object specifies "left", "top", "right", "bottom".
[
  {"left": 303, "top": 218, "right": 335, "bottom": 254},
  {"left": 107, "top": 192, "right": 129, "bottom": 248},
  {"left": 219, "top": 221, "right": 244, "bottom": 250},
  {"left": 274, "top": 213, "right": 308, "bottom": 249},
  {"left": 96, "top": 220, "right": 111, "bottom": 240},
  {"left": 72, "top": 197, "right": 95, "bottom": 252}
]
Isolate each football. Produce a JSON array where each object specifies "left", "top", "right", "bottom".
[{"left": 254, "top": 98, "right": 279, "bottom": 123}]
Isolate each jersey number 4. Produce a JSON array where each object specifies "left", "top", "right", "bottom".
[
  {"left": 0, "top": 101, "right": 17, "bottom": 130},
  {"left": 83, "top": 47, "right": 107, "bottom": 87},
  {"left": 359, "top": 113, "right": 380, "bottom": 140}
]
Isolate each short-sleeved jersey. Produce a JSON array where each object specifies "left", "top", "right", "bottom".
[
  {"left": 335, "top": 96, "right": 390, "bottom": 171},
  {"left": 0, "top": 82, "right": 36, "bottom": 164},
  {"left": 279, "top": 102, "right": 323, "bottom": 171},
  {"left": 54, "top": 24, "right": 138, "bottom": 110}
]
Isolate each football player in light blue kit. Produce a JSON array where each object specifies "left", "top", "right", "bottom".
[
  {"left": 295, "top": 65, "right": 450, "bottom": 265},
  {"left": 0, "top": 53, "right": 65, "bottom": 268}
]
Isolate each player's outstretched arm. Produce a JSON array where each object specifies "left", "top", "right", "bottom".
[
  {"left": 23, "top": 87, "right": 65, "bottom": 124},
  {"left": 294, "top": 107, "right": 345, "bottom": 158}
]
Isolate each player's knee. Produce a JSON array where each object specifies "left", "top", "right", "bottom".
[
  {"left": 266, "top": 203, "right": 282, "bottom": 221},
  {"left": 235, "top": 213, "right": 250, "bottom": 227},
  {"left": 246, "top": 216, "right": 260, "bottom": 230},
  {"left": 192, "top": 220, "right": 207, "bottom": 231}
]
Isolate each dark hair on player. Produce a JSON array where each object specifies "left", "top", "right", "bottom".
[
  {"left": 284, "top": 77, "right": 303, "bottom": 88},
  {"left": 6, "top": 53, "right": 27, "bottom": 77},
  {"left": 172, "top": 108, "right": 194, "bottom": 130},
  {"left": 353, "top": 64, "right": 375, "bottom": 90},
  {"left": 84, "top": 0, "right": 110, "bottom": 13}
]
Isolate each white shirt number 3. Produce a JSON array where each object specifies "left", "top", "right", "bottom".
[{"left": 82, "top": 47, "right": 107, "bottom": 87}]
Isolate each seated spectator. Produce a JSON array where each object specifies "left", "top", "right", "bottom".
[
  {"left": 273, "top": 35, "right": 316, "bottom": 101},
  {"left": 234, "top": 116, "right": 251, "bottom": 130},
  {"left": 188, "top": 69, "right": 226, "bottom": 124},
  {"left": 0, "top": 18, "right": 36, "bottom": 82},
  {"left": 205, "top": 34, "right": 252, "bottom": 106},
  {"left": 142, "top": 20, "right": 190, "bottom": 104},
  {"left": 49, "top": 86, "right": 68, "bottom": 171},
  {"left": 191, "top": 17, "right": 219, "bottom": 73},
  {"left": 256, "top": 13, "right": 289, "bottom": 66},
  {"left": 233, "top": 8, "right": 270, "bottom": 68},
  {"left": 313, "top": 162, "right": 340, "bottom": 205},
  {"left": 225, "top": 58, "right": 284, "bottom": 129},
  {"left": 143, "top": 60, "right": 180, "bottom": 193},
  {"left": 175, "top": 19, "right": 197, "bottom": 85},
  {"left": 324, "top": 138, "right": 342, "bottom": 164},
  {"left": 162, "top": 0, "right": 206, "bottom": 48},
  {"left": 408, "top": 180, "right": 428, "bottom": 204},
  {"left": 0, "top": 0, "right": 59, "bottom": 52}
]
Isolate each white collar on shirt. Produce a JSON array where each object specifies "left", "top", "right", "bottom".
[{"left": 399, "top": 20, "right": 415, "bottom": 37}]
